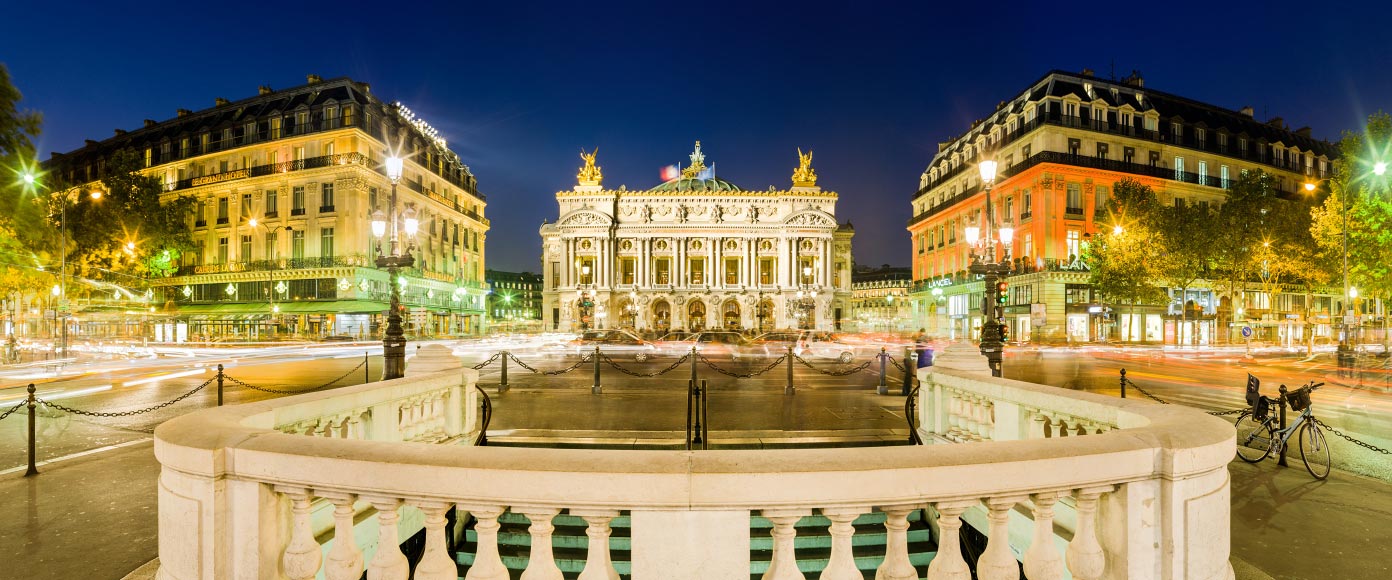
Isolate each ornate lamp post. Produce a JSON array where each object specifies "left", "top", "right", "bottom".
[
  {"left": 576, "top": 263, "right": 594, "bottom": 331},
  {"left": 370, "top": 156, "right": 419, "bottom": 380},
  {"left": 965, "top": 158, "right": 1015, "bottom": 377},
  {"left": 788, "top": 265, "right": 818, "bottom": 330}
]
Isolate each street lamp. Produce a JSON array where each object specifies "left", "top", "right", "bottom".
[
  {"left": 247, "top": 217, "right": 293, "bottom": 336},
  {"left": 19, "top": 169, "right": 103, "bottom": 357},
  {"left": 371, "top": 155, "right": 418, "bottom": 380},
  {"left": 966, "top": 157, "right": 1014, "bottom": 377},
  {"left": 1305, "top": 157, "right": 1386, "bottom": 368}
]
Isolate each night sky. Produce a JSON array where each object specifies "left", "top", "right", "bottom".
[{"left": 4, "top": 1, "right": 1389, "bottom": 273}]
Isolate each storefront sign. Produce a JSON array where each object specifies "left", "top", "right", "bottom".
[
  {"left": 191, "top": 169, "right": 249, "bottom": 187},
  {"left": 926, "top": 277, "right": 953, "bottom": 288}
]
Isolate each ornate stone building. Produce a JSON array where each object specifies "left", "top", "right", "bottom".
[{"left": 540, "top": 143, "right": 854, "bottom": 333}]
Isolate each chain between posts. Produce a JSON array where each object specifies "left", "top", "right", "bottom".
[
  {"left": 471, "top": 352, "right": 501, "bottom": 370},
  {"left": 36, "top": 377, "right": 216, "bottom": 417},
  {"left": 224, "top": 360, "right": 367, "bottom": 394},
  {"left": 792, "top": 354, "right": 874, "bottom": 376},
  {"left": 0, "top": 400, "right": 25, "bottom": 422},
  {"left": 1313, "top": 417, "right": 1392, "bottom": 455},
  {"left": 887, "top": 355, "right": 906, "bottom": 373},
  {"left": 602, "top": 353, "right": 691, "bottom": 377},
  {"left": 698, "top": 353, "right": 788, "bottom": 378},
  {"left": 507, "top": 352, "right": 592, "bottom": 375}
]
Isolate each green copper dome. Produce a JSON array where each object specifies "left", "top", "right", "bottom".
[{"left": 650, "top": 176, "right": 743, "bottom": 192}]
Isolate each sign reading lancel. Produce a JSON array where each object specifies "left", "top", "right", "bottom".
[{"left": 191, "top": 169, "right": 249, "bottom": 187}]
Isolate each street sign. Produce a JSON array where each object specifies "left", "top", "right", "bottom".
[
  {"left": 1344, "top": 315, "right": 1360, "bottom": 326},
  {"left": 1240, "top": 326, "right": 1253, "bottom": 338}
]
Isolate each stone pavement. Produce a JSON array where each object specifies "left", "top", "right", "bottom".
[{"left": 4, "top": 389, "right": 1391, "bottom": 580}]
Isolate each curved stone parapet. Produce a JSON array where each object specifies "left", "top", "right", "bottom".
[{"left": 153, "top": 357, "right": 1233, "bottom": 580}]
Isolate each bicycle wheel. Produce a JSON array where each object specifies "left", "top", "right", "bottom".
[
  {"left": 1234, "top": 411, "right": 1274, "bottom": 463},
  {"left": 1299, "top": 421, "right": 1331, "bottom": 480}
]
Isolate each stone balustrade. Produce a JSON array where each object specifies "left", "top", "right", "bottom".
[{"left": 153, "top": 345, "right": 1234, "bottom": 580}]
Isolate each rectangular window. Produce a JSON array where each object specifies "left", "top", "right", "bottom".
[
  {"left": 343, "top": 106, "right": 354, "bottom": 126},
  {"left": 217, "top": 197, "right": 229, "bottom": 223},
  {"left": 1022, "top": 189, "right": 1032, "bottom": 217},
  {"left": 1066, "top": 230, "right": 1081, "bottom": 259},
  {"left": 1095, "top": 142, "right": 1108, "bottom": 159},
  {"left": 1220, "top": 165, "right": 1230, "bottom": 189},
  {"left": 144, "top": 148, "right": 152, "bottom": 168},
  {"left": 218, "top": 237, "right": 229, "bottom": 264},
  {"left": 292, "top": 186, "right": 305, "bottom": 212},
  {"left": 369, "top": 187, "right": 378, "bottom": 211},
  {"left": 1239, "top": 138, "right": 1248, "bottom": 156},
  {"left": 265, "top": 190, "right": 278, "bottom": 215},
  {"left": 320, "top": 227, "right": 334, "bottom": 258},
  {"left": 265, "top": 231, "right": 278, "bottom": 260},
  {"left": 1068, "top": 138, "right": 1081, "bottom": 156},
  {"left": 799, "top": 258, "right": 815, "bottom": 284},
  {"left": 196, "top": 200, "right": 206, "bottom": 224},
  {"left": 292, "top": 230, "right": 305, "bottom": 260},
  {"left": 725, "top": 258, "right": 739, "bottom": 285},
  {"left": 621, "top": 258, "right": 635, "bottom": 285},
  {"left": 759, "top": 258, "right": 775, "bottom": 285},
  {"left": 655, "top": 258, "right": 670, "bottom": 285},
  {"left": 689, "top": 258, "right": 705, "bottom": 285},
  {"left": 551, "top": 261, "right": 560, "bottom": 290},
  {"left": 1066, "top": 183, "right": 1082, "bottom": 212},
  {"left": 1095, "top": 186, "right": 1109, "bottom": 214},
  {"left": 1123, "top": 147, "right": 1135, "bottom": 164},
  {"left": 320, "top": 183, "right": 335, "bottom": 210},
  {"left": 240, "top": 235, "right": 252, "bottom": 261},
  {"left": 324, "top": 141, "right": 334, "bottom": 156},
  {"left": 241, "top": 193, "right": 252, "bottom": 218},
  {"left": 1174, "top": 156, "right": 1185, "bottom": 180},
  {"left": 1171, "top": 122, "right": 1182, "bottom": 141},
  {"left": 1024, "top": 233, "right": 1034, "bottom": 258}
]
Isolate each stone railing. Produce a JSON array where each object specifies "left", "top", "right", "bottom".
[{"left": 153, "top": 344, "right": 1234, "bottom": 580}]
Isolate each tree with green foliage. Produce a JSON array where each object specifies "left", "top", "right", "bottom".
[
  {"left": 1311, "top": 111, "right": 1392, "bottom": 347},
  {"left": 1208, "top": 170, "right": 1286, "bottom": 342},
  {"left": 1156, "top": 201, "right": 1218, "bottom": 345},
  {"left": 0, "top": 63, "right": 52, "bottom": 336},
  {"left": 1087, "top": 178, "right": 1166, "bottom": 341}
]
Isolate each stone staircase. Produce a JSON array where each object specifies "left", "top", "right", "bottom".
[{"left": 455, "top": 510, "right": 938, "bottom": 579}]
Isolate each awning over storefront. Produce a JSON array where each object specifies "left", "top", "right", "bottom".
[{"left": 173, "top": 300, "right": 387, "bottom": 316}]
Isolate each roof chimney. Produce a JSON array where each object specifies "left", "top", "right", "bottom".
[
  {"left": 258, "top": 85, "right": 273, "bottom": 95},
  {"left": 1080, "top": 68, "right": 1095, "bottom": 77},
  {"left": 114, "top": 128, "right": 126, "bottom": 137},
  {"left": 1121, "top": 69, "right": 1144, "bottom": 87},
  {"left": 360, "top": 83, "right": 370, "bottom": 93},
  {"left": 176, "top": 108, "right": 192, "bottom": 117},
  {"left": 214, "top": 97, "right": 230, "bottom": 107},
  {"left": 143, "top": 119, "right": 156, "bottom": 128},
  {"left": 1296, "top": 126, "right": 1312, "bottom": 137},
  {"left": 84, "top": 139, "right": 99, "bottom": 148},
  {"left": 306, "top": 74, "right": 322, "bottom": 85},
  {"left": 1267, "top": 116, "right": 1285, "bottom": 129},
  {"left": 1240, "top": 106, "right": 1255, "bottom": 118}
]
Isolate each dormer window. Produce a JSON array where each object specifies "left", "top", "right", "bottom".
[{"left": 1083, "top": 82, "right": 1094, "bottom": 98}]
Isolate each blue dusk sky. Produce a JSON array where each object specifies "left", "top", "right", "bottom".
[{"left": 3, "top": 0, "right": 1389, "bottom": 271}]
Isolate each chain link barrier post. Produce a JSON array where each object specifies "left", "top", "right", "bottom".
[
  {"left": 1119, "top": 368, "right": 1127, "bottom": 399},
  {"left": 902, "top": 347, "right": 915, "bottom": 396},
  {"left": 217, "top": 364, "right": 225, "bottom": 406},
  {"left": 364, "top": 352, "right": 369, "bottom": 384},
  {"left": 685, "top": 379, "right": 694, "bottom": 451},
  {"left": 785, "top": 346, "right": 795, "bottom": 395},
  {"left": 592, "top": 346, "right": 602, "bottom": 394},
  {"left": 500, "top": 350, "right": 509, "bottom": 393},
  {"left": 689, "top": 346, "right": 698, "bottom": 387},
  {"left": 877, "top": 347, "right": 888, "bottom": 395},
  {"left": 692, "top": 379, "right": 705, "bottom": 448},
  {"left": 25, "top": 384, "right": 37, "bottom": 477}
]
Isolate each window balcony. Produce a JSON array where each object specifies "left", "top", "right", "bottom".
[
  {"left": 194, "top": 220, "right": 207, "bottom": 228},
  {"left": 291, "top": 208, "right": 306, "bottom": 216},
  {"left": 215, "top": 217, "right": 229, "bottom": 225},
  {"left": 263, "top": 211, "right": 278, "bottom": 219},
  {"left": 319, "top": 205, "right": 335, "bottom": 214},
  {"left": 154, "top": 349, "right": 1235, "bottom": 580}
]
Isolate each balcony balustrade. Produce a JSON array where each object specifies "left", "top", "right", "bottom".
[{"left": 153, "top": 344, "right": 1234, "bottom": 580}]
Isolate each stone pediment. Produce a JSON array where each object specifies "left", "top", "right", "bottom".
[
  {"left": 782, "top": 210, "right": 836, "bottom": 227},
  {"left": 557, "top": 210, "right": 612, "bottom": 227}
]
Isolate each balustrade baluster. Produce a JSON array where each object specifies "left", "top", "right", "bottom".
[
  {"left": 926, "top": 500, "right": 976, "bottom": 580},
  {"left": 459, "top": 504, "right": 510, "bottom": 580},
  {"left": 1066, "top": 486, "right": 1113, "bottom": 580},
  {"left": 1074, "top": 421, "right": 1088, "bottom": 437},
  {"left": 977, "top": 496, "right": 1026, "bottom": 580},
  {"left": 347, "top": 415, "right": 362, "bottom": 439},
  {"left": 946, "top": 392, "right": 962, "bottom": 439},
  {"left": 1027, "top": 409, "right": 1047, "bottom": 439},
  {"left": 573, "top": 509, "right": 621, "bottom": 580},
  {"left": 761, "top": 510, "right": 810, "bottom": 580},
  {"left": 364, "top": 498, "right": 410, "bottom": 580},
  {"left": 1062, "top": 418, "right": 1078, "bottom": 438},
  {"left": 410, "top": 500, "right": 458, "bottom": 580},
  {"left": 875, "top": 505, "right": 919, "bottom": 580},
  {"left": 518, "top": 507, "right": 564, "bottom": 580},
  {"left": 1022, "top": 492, "right": 1065, "bottom": 580},
  {"left": 320, "top": 492, "right": 364, "bottom": 580},
  {"left": 976, "top": 400, "right": 993, "bottom": 441},
  {"left": 822, "top": 507, "right": 867, "bottom": 580},
  {"left": 1042, "top": 413, "right": 1059, "bottom": 438},
  {"left": 276, "top": 487, "right": 322, "bottom": 580}
]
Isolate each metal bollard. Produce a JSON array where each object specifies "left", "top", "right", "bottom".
[
  {"left": 902, "top": 347, "right": 914, "bottom": 396},
  {"left": 1119, "top": 368, "right": 1127, "bottom": 399},
  {"left": 785, "top": 346, "right": 795, "bottom": 395},
  {"left": 692, "top": 379, "right": 705, "bottom": 447},
  {"left": 1277, "top": 385, "right": 1289, "bottom": 467},
  {"left": 217, "top": 364, "right": 225, "bottom": 406},
  {"left": 499, "top": 351, "right": 509, "bottom": 393},
  {"left": 877, "top": 347, "right": 888, "bottom": 395},
  {"left": 685, "top": 379, "right": 694, "bottom": 451},
  {"left": 592, "top": 346, "right": 602, "bottom": 394},
  {"left": 364, "top": 351, "right": 370, "bottom": 384},
  {"left": 689, "top": 346, "right": 698, "bottom": 386},
  {"left": 25, "top": 384, "right": 37, "bottom": 477}
]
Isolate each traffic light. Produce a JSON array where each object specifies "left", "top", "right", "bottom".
[{"left": 996, "top": 280, "right": 1009, "bottom": 306}]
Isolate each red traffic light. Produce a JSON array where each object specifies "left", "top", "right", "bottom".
[{"left": 996, "top": 281, "right": 1008, "bottom": 293}]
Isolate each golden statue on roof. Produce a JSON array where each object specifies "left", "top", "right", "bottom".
[
  {"left": 681, "top": 140, "right": 707, "bottom": 178},
  {"left": 577, "top": 147, "right": 603, "bottom": 186},
  {"left": 791, "top": 148, "right": 817, "bottom": 187}
]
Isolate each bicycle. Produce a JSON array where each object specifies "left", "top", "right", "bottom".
[{"left": 1233, "top": 375, "right": 1330, "bottom": 479}]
